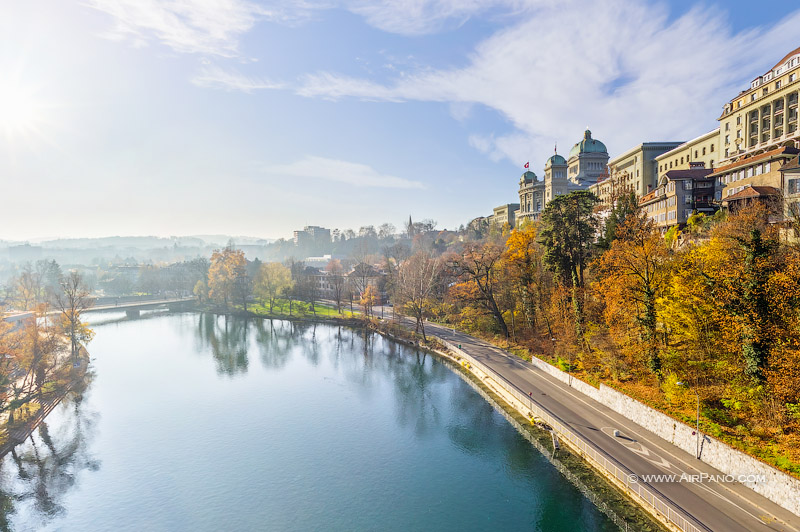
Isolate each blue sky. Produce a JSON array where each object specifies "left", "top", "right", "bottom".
[{"left": 1, "top": 0, "right": 798, "bottom": 241}]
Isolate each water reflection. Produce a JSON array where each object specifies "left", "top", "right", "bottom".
[
  {"left": 0, "top": 376, "right": 99, "bottom": 531},
  {"left": 195, "top": 313, "right": 250, "bottom": 376},
  {"left": 8, "top": 313, "right": 615, "bottom": 531}
]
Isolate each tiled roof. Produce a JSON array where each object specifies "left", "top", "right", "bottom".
[
  {"left": 710, "top": 147, "right": 800, "bottom": 176},
  {"left": 722, "top": 185, "right": 781, "bottom": 202},
  {"left": 664, "top": 168, "right": 714, "bottom": 180},
  {"left": 771, "top": 45, "right": 800, "bottom": 72},
  {"left": 780, "top": 156, "right": 800, "bottom": 173}
]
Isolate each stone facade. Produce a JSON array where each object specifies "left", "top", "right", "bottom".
[
  {"left": 655, "top": 129, "right": 720, "bottom": 181},
  {"left": 718, "top": 46, "right": 800, "bottom": 164},
  {"left": 591, "top": 142, "right": 683, "bottom": 206},
  {"left": 517, "top": 130, "right": 609, "bottom": 222}
]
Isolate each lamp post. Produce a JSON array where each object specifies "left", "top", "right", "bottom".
[{"left": 677, "top": 381, "right": 700, "bottom": 459}]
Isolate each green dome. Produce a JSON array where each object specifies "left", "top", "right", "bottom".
[
  {"left": 545, "top": 154, "right": 567, "bottom": 167},
  {"left": 520, "top": 170, "right": 538, "bottom": 182},
  {"left": 568, "top": 129, "right": 607, "bottom": 159}
]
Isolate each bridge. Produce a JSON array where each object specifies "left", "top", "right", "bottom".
[{"left": 84, "top": 296, "right": 196, "bottom": 317}]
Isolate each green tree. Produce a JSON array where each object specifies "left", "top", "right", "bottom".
[
  {"left": 538, "top": 190, "right": 599, "bottom": 288},
  {"left": 254, "top": 262, "right": 292, "bottom": 313},
  {"left": 597, "top": 191, "right": 639, "bottom": 250}
]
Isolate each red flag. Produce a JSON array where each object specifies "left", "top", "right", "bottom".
[{"left": 524, "top": 162, "right": 529, "bottom": 169}]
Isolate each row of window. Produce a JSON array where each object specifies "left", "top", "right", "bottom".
[
  {"left": 750, "top": 73, "right": 798, "bottom": 98},
  {"left": 658, "top": 145, "right": 715, "bottom": 172},
  {"left": 718, "top": 162, "right": 772, "bottom": 185}
]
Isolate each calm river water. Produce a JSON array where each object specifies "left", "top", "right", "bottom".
[{"left": 0, "top": 312, "right": 616, "bottom": 531}]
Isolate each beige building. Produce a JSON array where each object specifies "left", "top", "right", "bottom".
[
  {"left": 711, "top": 145, "right": 799, "bottom": 205},
  {"left": 654, "top": 129, "right": 720, "bottom": 182},
  {"left": 489, "top": 203, "right": 519, "bottom": 228},
  {"left": 591, "top": 142, "right": 682, "bottom": 206},
  {"left": 718, "top": 46, "right": 800, "bottom": 164},
  {"left": 639, "top": 163, "right": 716, "bottom": 230}
]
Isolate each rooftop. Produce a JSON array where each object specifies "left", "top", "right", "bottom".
[
  {"left": 722, "top": 185, "right": 781, "bottom": 203},
  {"left": 709, "top": 146, "right": 800, "bottom": 177}
]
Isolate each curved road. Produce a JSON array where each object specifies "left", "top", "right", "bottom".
[{"left": 401, "top": 316, "right": 800, "bottom": 532}]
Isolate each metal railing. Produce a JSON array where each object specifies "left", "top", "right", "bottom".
[{"left": 437, "top": 336, "right": 708, "bottom": 532}]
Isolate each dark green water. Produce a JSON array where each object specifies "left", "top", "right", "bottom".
[{"left": 0, "top": 312, "right": 616, "bottom": 531}]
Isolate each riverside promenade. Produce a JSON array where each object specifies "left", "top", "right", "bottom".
[{"left": 392, "top": 316, "right": 800, "bottom": 532}]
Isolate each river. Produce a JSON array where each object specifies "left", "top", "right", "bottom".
[{"left": 0, "top": 312, "right": 617, "bottom": 531}]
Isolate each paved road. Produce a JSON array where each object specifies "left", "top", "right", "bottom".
[{"left": 391, "top": 315, "right": 800, "bottom": 532}]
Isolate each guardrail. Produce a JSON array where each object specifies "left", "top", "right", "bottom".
[{"left": 436, "top": 336, "right": 708, "bottom": 532}]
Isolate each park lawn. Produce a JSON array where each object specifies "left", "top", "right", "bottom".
[{"left": 247, "top": 299, "right": 358, "bottom": 319}]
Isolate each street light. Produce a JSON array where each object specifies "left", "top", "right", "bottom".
[{"left": 677, "top": 381, "right": 701, "bottom": 459}]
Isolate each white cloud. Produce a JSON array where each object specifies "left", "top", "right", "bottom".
[
  {"left": 191, "top": 65, "right": 284, "bottom": 92},
  {"left": 262, "top": 156, "right": 426, "bottom": 189},
  {"left": 84, "top": 0, "right": 312, "bottom": 57},
  {"left": 296, "top": 2, "right": 800, "bottom": 167},
  {"left": 347, "top": 0, "right": 527, "bottom": 36}
]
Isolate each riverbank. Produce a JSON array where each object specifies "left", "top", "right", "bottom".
[{"left": 0, "top": 347, "right": 92, "bottom": 459}]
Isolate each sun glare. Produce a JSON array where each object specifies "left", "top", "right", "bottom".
[{"left": 0, "top": 81, "right": 44, "bottom": 139}]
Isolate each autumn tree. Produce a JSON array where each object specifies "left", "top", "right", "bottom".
[
  {"left": 395, "top": 250, "right": 442, "bottom": 340},
  {"left": 449, "top": 243, "right": 509, "bottom": 337},
  {"left": 595, "top": 214, "right": 672, "bottom": 377},
  {"left": 208, "top": 245, "right": 249, "bottom": 310},
  {"left": 54, "top": 270, "right": 95, "bottom": 364},
  {"left": 698, "top": 205, "right": 788, "bottom": 382},
  {"left": 360, "top": 285, "right": 379, "bottom": 318},
  {"left": 504, "top": 224, "right": 552, "bottom": 334}
]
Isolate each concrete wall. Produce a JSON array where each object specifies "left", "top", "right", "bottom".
[{"left": 525, "top": 354, "right": 800, "bottom": 517}]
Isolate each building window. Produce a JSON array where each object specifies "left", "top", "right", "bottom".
[
  {"left": 725, "top": 135, "right": 730, "bottom": 144},
  {"left": 695, "top": 150, "right": 699, "bottom": 158},
  {"left": 684, "top": 181, "right": 692, "bottom": 190},
  {"left": 736, "top": 116, "right": 741, "bottom": 125},
  {"left": 738, "top": 100, "right": 742, "bottom": 108},
  {"left": 751, "top": 94, "right": 757, "bottom": 102},
  {"left": 702, "top": 147, "right": 706, "bottom": 155},
  {"left": 791, "top": 73, "right": 797, "bottom": 82},
  {"left": 710, "top": 144, "right": 715, "bottom": 152},
  {"left": 725, "top": 123, "right": 730, "bottom": 131},
  {"left": 763, "top": 87, "right": 769, "bottom": 96},
  {"left": 737, "top": 129, "right": 742, "bottom": 138},
  {"left": 765, "top": 162, "right": 770, "bottom": 172},
  {"left": 776, "top": 80, "right": 782, "bottom": 90},
  {"left": 725, "top": 148, "right": 729, "bottom": 157},
  {"left": 680, "top": 157, "right": 684, "bottom": 164},
  {"left": 710, "top": 160, "right": 714, "bottom": 168}
]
